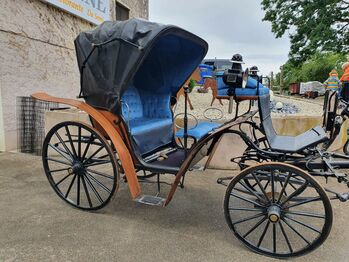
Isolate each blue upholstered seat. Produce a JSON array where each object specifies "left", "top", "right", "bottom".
[
  {"left": 176, "top": 121, "right": 220, "bottom": 140},
  {"left": 122, "top": 87, "right": 173, "bottom": 155},
  {"left": 217, "top": 87, "right": 270, "bottom": 96},
  {"left": 215, "top": 71, "right": 270, "bottom": 97}
]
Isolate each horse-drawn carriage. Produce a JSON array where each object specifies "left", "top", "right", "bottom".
[{"left": 32, "top": 19, "right": 349, "bottom": 258}]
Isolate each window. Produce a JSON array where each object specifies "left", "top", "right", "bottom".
[{"left": 115, "top": 2, "right": 129, "bottom": 21}]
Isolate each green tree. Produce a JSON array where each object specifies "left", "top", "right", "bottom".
[
  {"left": 282, "top": 52, "right": 346, "bottom": 87},
  {"left": 262, "top": 0, "right": 349, "bottom": 63}
]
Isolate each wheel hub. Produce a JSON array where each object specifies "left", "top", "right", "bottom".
[
  {"left": 72, "top": 162, "right": 85, "bottom": 175},
  {"left": 267, "top": 205, "right": 281, "bottom": 223}
]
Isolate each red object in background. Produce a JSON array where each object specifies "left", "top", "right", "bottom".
[
  {"left": 304, "top": 91, "right": 311, "bottom": 98},
  {"left": 304, "top": 91, "right": 318, "bottom": 99},
  {"left": 289, "top": 83, "right": 300, "bottom": 94}
]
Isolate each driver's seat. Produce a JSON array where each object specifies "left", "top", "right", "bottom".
[{"left": 259, "top": 94, "right": 328, "bottom": 153}]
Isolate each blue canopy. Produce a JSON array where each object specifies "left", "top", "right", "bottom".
[{"left": 75, "top": 18, "right": 208, "bottom": 115}]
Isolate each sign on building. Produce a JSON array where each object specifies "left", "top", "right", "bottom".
[{"left": 42, "top": 0, "right": 110, "bottom": 25}]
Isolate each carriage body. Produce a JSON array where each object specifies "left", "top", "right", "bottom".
[
  {"left": 32, "top": 18, "right": 250, "bottom": 207},
  {"left": 32, "top": 18, "right": 349, "bottom": 259}
]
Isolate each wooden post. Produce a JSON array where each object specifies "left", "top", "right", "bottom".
[{"left": 280, "top": 66, "right": 284, "bottom": 94}]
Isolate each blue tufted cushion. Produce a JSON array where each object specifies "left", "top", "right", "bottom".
[
  {"left": 217, "top": 87, "right": 269, "bottom": 96},
  {"left": 215, "top": 72, "right": 270, "bottom": 97},
  {"left": 121, "top": 87, "right": 143, "bottom": 120},
  {"left": 235, "top": 86, "right": 270, "bottom": 96},
  {"left": 140, "top": 91, "right": 172, "bottom": 119},
  {"left": 121, "top": 87, "right": 173, "bottom": 155},
  {"left": 176, "top": 121, "right": 220, "bottom": 140}
]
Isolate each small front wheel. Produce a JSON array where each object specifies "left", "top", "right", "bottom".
[
  {"left": 224, "top": 163, "right": 332, "bottom": 258},
  {"left": 42, "top": 121, "right": 120, "bottom": 210}
]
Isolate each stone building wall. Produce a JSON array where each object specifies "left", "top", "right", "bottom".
[{"left": 0, "top": 0, "right": 148, "bottom": 151}]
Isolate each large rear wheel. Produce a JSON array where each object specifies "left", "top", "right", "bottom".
[
  {"left": 42, "top": 121, "right": 119, "bottom": 210},
  {"left": 224, "top": 163, "right": 332, "bottom": 258}
]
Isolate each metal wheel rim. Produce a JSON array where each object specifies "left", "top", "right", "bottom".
[
  {"left": 203, "top": 107, "right": 224, "bottom": 121},
  {"left": 42, "top": 121, "right": 119, "bottom": 210},
  {"left": 224, "top": 163, "right": 332, "bottom": 258}
]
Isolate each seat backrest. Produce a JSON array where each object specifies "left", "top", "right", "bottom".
[
  {"left": 140, "top": 91, "right": 172, "bottom": 119},
  {"left": 121, "top": 86, "right": 174, "bottom": 156},
  {"left": 258, "top": 94, "right": 277, "bottom": 142},
  {"left": 215, "top": 71, "right": 230, "bottom": 91},
  {"left": 121, "top": 87, "right": 143, "bottom": 121},
  {"left": 323, "top": 90, "right": 338, "bottom": 132}
]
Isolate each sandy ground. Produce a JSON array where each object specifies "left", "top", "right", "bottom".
[{"left": 175, "top": 89, "right": 324, "bottom": 121}]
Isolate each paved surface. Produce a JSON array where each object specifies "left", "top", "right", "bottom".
[{"left": 1, "top": 152, "right": 349, "bottom": 262}]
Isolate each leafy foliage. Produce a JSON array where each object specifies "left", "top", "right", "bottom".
[
  {"left": 262, "top": 0, "right": 349, "bottom": 63},
  {"left": 281, "top": 52, "right": 346, "bottom": 88}
]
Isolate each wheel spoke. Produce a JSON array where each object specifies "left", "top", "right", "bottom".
[
  {"left": 48, "top": 144, "right": 73, "bottom": 163},
  {"left": 65, "top": 174, "right": 77, "bottom": 198},
  {"left": 85, "top": 172, "right": 111, "bottom": 193},
  {"left": 243, "top": 217, "right": 266, "bottom": 238},
  {"left": 78, "top": 126, "right": 81, "bottom": 160},
  {"left": 279, "top": 221, "right": 293, "bottom": 254},
  {"left": 46, "top": 157, "right": 72, "bottom": 166},
  {"left": 229, "top": 207, "right": 263, "bottom": 212},
  {"left": 83, "top": 160, "right": 111, "bottom": 168},
  {"left": 65, "top": 126, "right": 78, "bottom": 158},
  {"left": 277, "top": 172, "right": 292, "bottom": 203},
  {"left": 238, "top": 181, "right": 267, "bottom": 204},
  {"left": 289, "top": 181, "right": 298, "bottom": 190},
  {"left": 230, "top": 192, "right": 265, "bottom": 208},
  {"left": 271, "top": 169, "right": 275, "bottom": 203},
  {"left": 49, "top": 167, "right": 69, "bottom": 173},
  {"left": 84, "top": 173, "right": 104, "bottom": 204},
  {"left": 81, "top": 174, "right": 92, "bottom": 208},
  {"left": 55, "top": 132, "right": 75, "bottom": 160},
  {"left": 263, "top": 180, "right": 270, "bottom": 190},
  {"left": 273, "top": 223, "right": 276, "bottom": 253},
  {"left": 83, "top": 145, "right": 105, "bottom": 165},
  {"left": 81, "top": 134, "right": 93, "bottom": 160},
  {"left": 251, "top": 173, "right": 270, "bottom": 202},
  {"left": 279, "top": 180, "right": 288, "bottom": 196},
  {"left": 284, "top": 210, "right": 325, "bottom": 219},
  {"left": 280, "top": 181, "right": 309, "bottom": 206},
  {"left": 55, "top": 173, "right": 71, "bottom": 187},
  {"left": 257, "top": 220, "right": 270, "bottom": 247},
  {"left": 86, "top": 168, "right": 114, "bottom": 180},
  {"left": 287, "top": 196, "right": 322, "bottom": 208},
  {"left": 77, "top": 175, "right": 80, "bottom": 206},
  {"left": 282, "top": 218, "right": 310, "bottom": 245},
  {"left": 285, "top": 216, "right": 321, "bottom": 233},
  {"left": 231, "top": 212, "right": 265, "bottom": 226}
]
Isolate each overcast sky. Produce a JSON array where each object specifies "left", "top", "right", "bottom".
[{"left": 149, "top": 0, "right": 290, "bottom": 75}]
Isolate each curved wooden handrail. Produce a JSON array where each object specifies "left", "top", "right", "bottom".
[{"left": 31, "top": 92, "right": 141, "bottom": 199}]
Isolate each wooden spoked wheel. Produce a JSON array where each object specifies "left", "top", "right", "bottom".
[
  {"left": 224, "top": 163, "right": 332, "bottom": 258},
  {"left": 42, "top": 121, "right": 119, "bottom": 210}
]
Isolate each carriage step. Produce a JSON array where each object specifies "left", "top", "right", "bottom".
[{"left": 135, "top": 195, "right": 165, "bottom": 206}]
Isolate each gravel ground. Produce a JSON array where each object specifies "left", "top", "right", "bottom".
[{"left": 175, "top": 88, "right": 324, "bottom": 121}]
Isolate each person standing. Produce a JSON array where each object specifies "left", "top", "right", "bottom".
[
  {"left": 324, "top": 70, "right": 341, "bottom": 91},
  {"left": 341, "top": 62, "right": 349, "bottom": 82},
  {"left": 249, "top": 66, "right": 260, "bottom": 81},
  {"left": 340, "top": 62, "right": 349, "bottom": 101}
]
